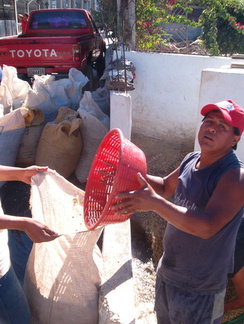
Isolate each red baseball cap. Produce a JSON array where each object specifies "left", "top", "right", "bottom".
[{"left": 201, "top": 100, "right": 244, "bottom": 135}]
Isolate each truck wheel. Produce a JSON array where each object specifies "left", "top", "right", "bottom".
[
  {"left": 96, "top": 49, "right": 106, "bottom": 79},
  {"left": 84, "top": 64, "right": 92, "bottom": 90},
  {"left": 83, "top": 51, "right": 94, "bottom": 89}
]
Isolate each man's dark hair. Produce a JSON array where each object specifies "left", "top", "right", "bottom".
[{"left": 233, "top": 127, "right": 240, "bottom": 150}]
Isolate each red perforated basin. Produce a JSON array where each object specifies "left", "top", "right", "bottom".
[{"left": 84, "top": 128, "right": 147, "bottom": 230}]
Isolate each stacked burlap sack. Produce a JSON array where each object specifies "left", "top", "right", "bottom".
[
  {"left": 0, "top": 64, "right": 110, "bottom": 183},
  {"left": 0, "top": 65, "right": 112, "bottom": 323}
]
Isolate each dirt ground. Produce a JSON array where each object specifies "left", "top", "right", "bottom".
[{"left": 131, "top": 132, "right": 193, "bottom": 264}]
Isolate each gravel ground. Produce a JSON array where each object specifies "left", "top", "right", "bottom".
[
  {"left": 131, "top": 219, "right": 157, "bottom": 323},
  {"left": 133, "top": 258, "right": 157, "bottom": 323},
  {"left": 131, "top": 219, "right": 244, "bottom": 324}
]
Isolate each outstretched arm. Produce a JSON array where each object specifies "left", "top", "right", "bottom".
[
  {"left": 0, "top": 214, "right": 59, "bottom": 242},
  {"left": 0, "top": 165, "right": 59, "bottom": 242},
  {"left": 113, "top": 168, "right": 244, "bottom": 239},
  {"left": 145, "top": 167, "right": 180, "bottom": 199},
  {"left": 0, "top": 165, "right": 48, "bottom": 184}
]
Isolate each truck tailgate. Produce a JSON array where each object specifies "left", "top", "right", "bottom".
[{"left": 0, "top": 35, "right": 93, "bottom": 75}]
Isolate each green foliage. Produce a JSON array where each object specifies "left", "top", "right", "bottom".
[
  {"left": 199, "top": 0, "right": 244, "bottom": 55},
  {"left": 91, "top": 0, "right": 117, "bottom": 36},
  {"left": 94, "top": 0, "right": 244, "bottom": 56},
  {"left": 136, "top": 0, "right": 167, "bottom": 51},
  {"left": 136, "top": 0, "right": 201, "bottom": 51},
  {"left": 94, "top": 0, "right": 202, "bottom": 51}
]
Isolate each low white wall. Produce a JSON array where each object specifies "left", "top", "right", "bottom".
[
  {"left": 125, "top": 51, "right": 232, "bottom": 145},
  {"left": 195, "top": 67, "right": 244, "bottom": 161}
]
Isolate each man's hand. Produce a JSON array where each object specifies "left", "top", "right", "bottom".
[{"left": 112, "top": 173, "right": 159, "bottom": 215}]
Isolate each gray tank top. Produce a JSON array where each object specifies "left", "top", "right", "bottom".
[{"left": 157, "top": 150, "right": 243, "bottom": 295}]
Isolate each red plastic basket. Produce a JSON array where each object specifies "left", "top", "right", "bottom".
[{"left": 84, "top": 128, "right": 147, "bottom": 230}]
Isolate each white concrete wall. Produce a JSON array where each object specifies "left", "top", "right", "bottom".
[
  {"left": 194, "top": 67, "right": 244, "bottom": 161},
  {"left": 124, "top": 51, "right": 232, "bottom": 145}
]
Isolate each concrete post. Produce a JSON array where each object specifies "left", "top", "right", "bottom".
[
  {"left": 99, "top": 221, "right": 136, "bottom": 324},
  {"left": 110, "top": 91, "right": 132, "bottom": 140}
]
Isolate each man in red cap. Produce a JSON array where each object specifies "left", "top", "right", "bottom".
[{"left": 114, "top": 99, "right": 244, "bottom": 324}]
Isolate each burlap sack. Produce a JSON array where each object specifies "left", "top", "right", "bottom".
[
  {"left": 16, "top": 108, "right": 46, "bottom": 167},
  {"left": 35, "top": 118, "right": 82, "bottom": 178},
  {"left": 24, "top": 170, "right": 103, "bottom": 324},
  {"left": 75, "top": 112, "right": 108, "bottom": 184},
  {"left": 54, "top": 106, "right": 79, "bottom": 123}
]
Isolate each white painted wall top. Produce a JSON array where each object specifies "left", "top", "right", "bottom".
[{"left": 125, "top": 51, "right": 232, "bottom": 144}]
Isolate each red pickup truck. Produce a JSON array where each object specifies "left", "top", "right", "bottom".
[{"left": 0, "top": 9, "right": 106, "bottom": 79}]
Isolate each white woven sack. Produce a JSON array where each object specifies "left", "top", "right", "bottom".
[
  {"left": 1, "top": 65, "right": 31, "bottom": 109},
  {"left": 79, "top": 91, "right": 110, "bottom": 129},
  {"left": 0, "top": 108, "right": 27, "bottom": 187},
  {"left": 24, "top": 81, "right": 57, "bottom": 122},
  {"left": 24, "top": 71, "right": 88, "bottom": 122},
  {"left": 24, "top": 170, "right": 103, "bottom": 324},
  {"left": 0, "top": 83, "right": 12, "bottom": 114},
  {"left": 75, "top": 111, "right": 108, "bottom": 184},
  {"left": 0, "top": 104, "right": 3, "bottom": 118},
  {"left": 91, "top": 87, "right": 110, "bottom": 116},
  {"left": 67, "top": 68, "right": 89, "bottom": 110},
  {"left": 75, "top": 92, "right": 109, "bottom": 184}
]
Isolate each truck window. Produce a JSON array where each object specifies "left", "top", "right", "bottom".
[{"left": 29, "top": 11, "right": 88, "bottom": 29}]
